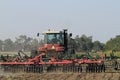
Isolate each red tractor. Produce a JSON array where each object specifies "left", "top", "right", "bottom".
[{"left": 31, "top": 29, "right": 75, "bottom": 61}]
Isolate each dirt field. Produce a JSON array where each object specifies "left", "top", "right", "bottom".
[{"left": 0, "top": 72, "right": 120, "bottom": 80}]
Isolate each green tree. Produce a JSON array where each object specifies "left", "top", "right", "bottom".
[
  {"left": 75, "top": 35, "right": 81, "bottom": 51},
  {"left": 75, "top": 34, "right": 93, "bottom": 51},
  {"left": 4, "top": 39, "right": 14, "bottom": 51},
  {"left": 15, "top": 35, "right": 33, "bottom": 51},
  {"left": 0, "top": 40, "right": 3, "bottom": 51},
  {"left": 93, "top": 41, "right": 104, "bottom": 51},
  {"left": 105, "top": 35, "right": 120, "bottom": 51},
  {"left": 31, "top": 39, "right": 39, "bottom": 50}
]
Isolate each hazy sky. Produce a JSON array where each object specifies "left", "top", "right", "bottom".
[{"left": 0, "top": 0, "right": 120, "bottom": 43}]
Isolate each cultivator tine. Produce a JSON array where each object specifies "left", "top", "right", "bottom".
[
  {"left": 74, "top": 66, "right": 79, "bottom": 72},
  {"left": 85, "top": 64, "right": 106, "bottom": 73},
  {"left": 60, "top": 65, "right": 81, "bottom": 73},
  {"left": 2, "top": 64, "right": 24, "bottom": 73},
  {"left": 57, "top": 65, "right": 61, "bottom": 72},
  {"left": 33, "top": 65, "right": 36, "bottom": 73},
  {"left": 46, "top": 65, "right": 64, "bottom": 72},
  {"left": 0, "top": 63, "right": 107, "bottom": 73},
  {"left": 71, "top": 66, "right": 73, "bottom": 72},
  {"left": 76, "top": 66, "right": 80, "bottom": 73},
  {"left": 79, "top": 66, "right": 82, "bottom": 72},
  {"left": 23, "top": 65, "right": 43, "bottom": 73},
  {"left": 73, "top": 66, "right": 76, "bottom": 72},
  {"left": 66, "top": 65, "right": 69, "bottom": 72},
  {"left": 25, "top": 66, "right": 29, "bottom": 73},
  {"left": 62, "top": 65, "right": 64, "bottom": 72},
  {"left": 2, "top": 63, "right": 120, "bottom": 73},
  {"left": 3, "top": 65, "right": 7, "bottom": 72},
  {"left": 12, "top": 65, "right": 16, "bottom": 72}
]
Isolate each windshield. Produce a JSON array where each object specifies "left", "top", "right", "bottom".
[{"left": 45, "top": 33, "right": 64, "bottom": 45}]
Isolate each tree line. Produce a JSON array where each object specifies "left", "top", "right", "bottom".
[
  {"left": 74, "top": 35, "right": 104, "bottom": 52},
  {"left": 0, "top": 34, "right": 120, "bottom": 52},
  {"left": 0, "top": 35, "right": 42, "bottom": 52},
  {"left": 74, "top": 35, "right": 120, "bottom": 52}
]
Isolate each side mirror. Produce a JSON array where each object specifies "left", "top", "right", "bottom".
[
  {"left": 37, "top": 33, "right": 39, "bottom": 37},
  {"left": 69, "top": 33, "right": 72, "bottom": 37}
]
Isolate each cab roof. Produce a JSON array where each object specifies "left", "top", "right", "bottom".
[{"left": 43, "top": 30, "right": 62, "bottom": 34}]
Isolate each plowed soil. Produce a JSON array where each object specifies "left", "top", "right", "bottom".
[{"left": 0, "top": 72, "right": 120, "bottom": 80}]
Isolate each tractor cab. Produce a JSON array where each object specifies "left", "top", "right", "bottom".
[
  {"left": 44, "top": 30, "right": 64, "bottom": 45},
  {"left": 42, "top": 30, "right": 64, "bottom": 51},
  {"left": 38, "top": 30, "right": 67, "bottom": 52}
]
